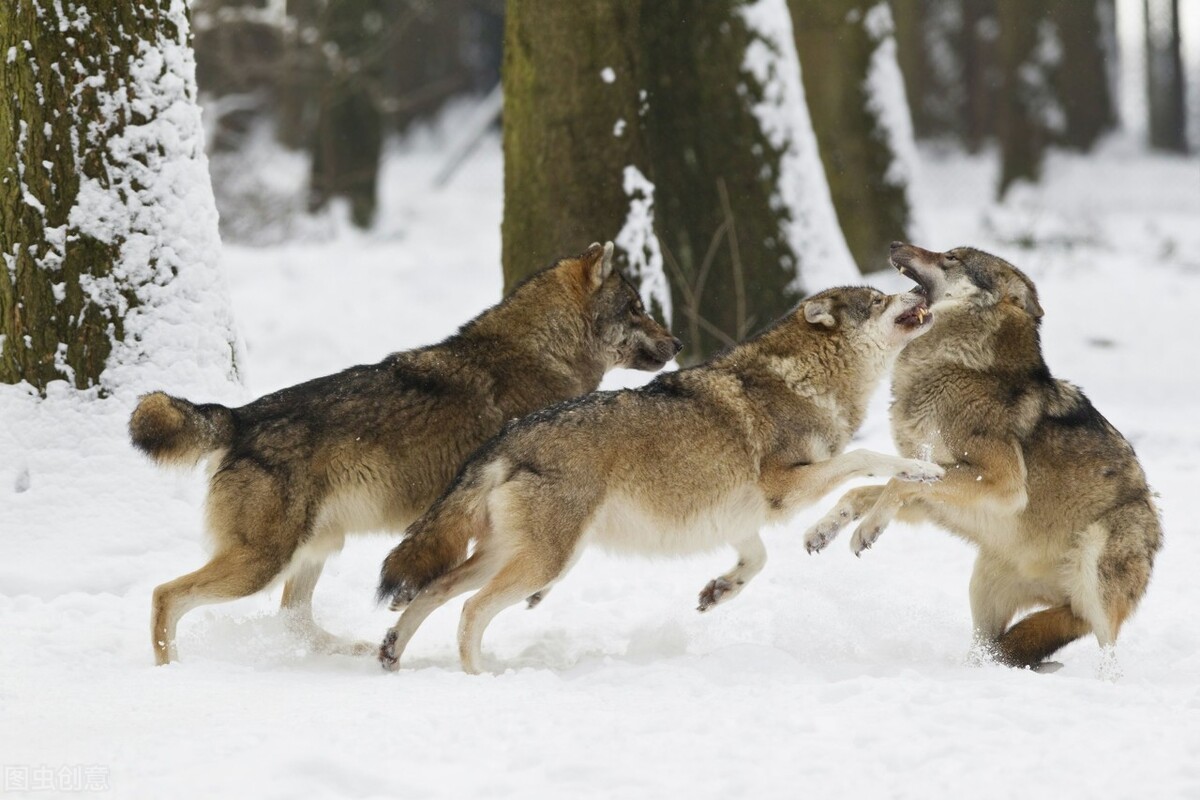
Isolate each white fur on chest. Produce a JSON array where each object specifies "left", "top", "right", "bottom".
[{"left": 586, "top": 484, "right": 768, "bottom": 556}]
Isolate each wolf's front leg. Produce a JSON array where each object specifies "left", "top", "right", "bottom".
[
  {"left": 698, "top": 532, "right": 766, "bottom": 612},
  {"left": 803, "top": 485, "right": 885, "bottom": 554},
  {"left": 761, "top": 449, "right": 942, "bottom": 517}
]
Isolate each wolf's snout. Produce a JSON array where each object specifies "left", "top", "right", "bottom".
[
  {"left": 889, "top": 242, "right": 916, "bottom": 267},
  {"left": 654, "top": 337, "right": 681, "bottom": 361}
]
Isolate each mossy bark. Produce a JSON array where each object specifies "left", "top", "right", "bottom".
[
  {"left": 500, "top": 0, "right": 648, "bottom": 290},
  {"left": 789, "top": 0, "right": 912, "bottom": 273},
  {"left": 0, "top": 2, "right": 177, "bottom": 390},
  {"left": 502, "top": 0, "right": 806, "bottom": 362}
]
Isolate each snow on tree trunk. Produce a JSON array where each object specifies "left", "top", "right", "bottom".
[
  {"left": 0, "top": 0, "right": 242, "bottom": 396},
  {"left": 788, "top": 0, "right": 916, "bottom": 273},
  {"left": 740, "top": 0, "right": 858, "bottom": 293}
]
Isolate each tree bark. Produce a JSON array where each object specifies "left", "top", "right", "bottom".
[
  {"left": 1145, "top": 0, "right": 1188, "bottom": 153},
  {"left": 501, "top": 0, "right": 648, "bottom": 290},
  {"left": 1, "top": 0, "right": 237, "bottom": 392},
  {"left": 503, "top": 0, "right": 830, "bottom": 362},
  {"left": 789, "top": 0, "right": 913, "bottom": 272}
]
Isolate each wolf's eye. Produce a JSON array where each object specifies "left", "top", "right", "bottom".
[
  {"left": 944, "top": 253, "right": 960, "bottom": 263},
  {"left": 871, "top": 297, "right": 885, "bottom": 309}
]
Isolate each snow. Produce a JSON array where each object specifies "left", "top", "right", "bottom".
[
  {"left": 4, "top": 106, "right": 1200, "bottom": 800},
  {"left": 614, "top": 165, "right": 670, "bottom": 324}
]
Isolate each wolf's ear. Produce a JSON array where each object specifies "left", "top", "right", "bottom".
[
  {"left": 803, "top": 297, "right": 837, "bottom": 328},
  {"left": 580, "top": 241, "right": 615, "bottom": 291},
  {"left": 1004, "top": 281, "right": 1044, "bottom": 319}
]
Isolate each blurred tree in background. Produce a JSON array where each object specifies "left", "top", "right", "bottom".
[
  {"left": 187, "top": 0, "right": 1193, "bottom": 270},
  {"left": 1145, "top": 0, "right": 1187, "bottom": 152},
  {"left": 191, "top": 0, "right": 503, "bottom": 234}
]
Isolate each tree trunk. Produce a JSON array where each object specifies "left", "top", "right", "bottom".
[
  {"left": 501, "top": 0, "right": 648, "bottom": 292},
  {"left": 306, "top": 0, "right": 384, "bottom": 227},
  {"left": 995, "top": 0, "right": 1050, "bottom": 198},
  {"left": 503, "top": 0, "right": 850, "bottom": 362},
  {"left": 789, "top": 0, "right": 915, "bottom": 272},
  {"left": 1145, "top": 0, "right": 1187, "bottom": 153},
  {"left": 1, "top": 0, "right": 239, "bottom": 393},
  {"left": 961, "top": 0, "right": 1001, "bottom": 151},
  {"left": 640, "top": 0, "right": 809, "bottom": 354},
  {"left": 1052, "top": 0, "right": 1117, "bottom": 151}
]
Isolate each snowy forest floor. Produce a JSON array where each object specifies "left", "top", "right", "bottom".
[{"left": 3, "top": 126, "right": 1200, "bottom": 798}]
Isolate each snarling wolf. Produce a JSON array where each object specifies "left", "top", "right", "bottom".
[
  {"left": 806, "top": 242, "right": 1162, "bottom": 672},
  {"left": 376, "top": 285, "right": 940, "bottom": 674},
  {"left": 129, "top": 242, "right": 679, "bottom": 665}
]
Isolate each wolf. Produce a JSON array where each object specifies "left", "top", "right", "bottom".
[
  {"left": 805, "top": 242, "right": 1162, "bottom": 671},
  {"left": 129, "top": 241, "right": 680, "bottom": 665},
  {"left": 375, "top": 285, "right": 942, "bottom": 674}
]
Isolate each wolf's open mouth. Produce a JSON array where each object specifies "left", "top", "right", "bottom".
[
  {"left": 895, "top": 303, "right": 932, "bottom": 329},
  {"left": 893, "top": 260, "right": 935, "bottom": 299}
]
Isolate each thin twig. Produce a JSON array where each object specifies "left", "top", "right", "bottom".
[{"left": 716, "top": 177, "right": 747, "bottom": 342}]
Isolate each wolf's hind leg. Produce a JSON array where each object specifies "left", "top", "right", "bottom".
[
  {"left": 378, "top": 552, "right": 495, "bottom": 671},
  {"left": 281, "top": 560, "right": 374, "bottom": 657},
  {"left": 152, "top": 546, "right": 287, "bottom": 665},
  {"left": 697, "top": 532, "right": 766, "bottom": 612},
  {"left": 458, "top": 555, "right": 561, "bottom": 674}
]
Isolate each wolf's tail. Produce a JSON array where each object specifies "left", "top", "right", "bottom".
[
  {"left": 377, "top": 459, "right": 503, "bottom": 609},
  {"left": 129, "top": 391, "right": 235, "bottom": 467}
]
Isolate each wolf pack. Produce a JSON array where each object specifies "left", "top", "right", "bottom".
[{"left": 130, "top": 240, "right": 1161, "bottom": 676}]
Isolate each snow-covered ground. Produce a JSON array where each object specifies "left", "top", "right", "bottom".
[{"left": 3, "top": 124, "right": 1200, "bottom": 799}]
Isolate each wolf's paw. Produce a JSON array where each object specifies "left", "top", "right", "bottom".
[
  {"left": 804, "top": 518, "right": 843, "bottom": 554},
  {"left": 697, "top": 577, "right": 735, "bottom": 612},
  {"left": 894, "top": 459, "right": 944, "bottom": 483},
  {"left": 850, "top": 516, "right": 889, "bottom": 556},
  {"left": 378, "top": 630, "right": 400, "bottom": 672}
]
